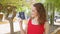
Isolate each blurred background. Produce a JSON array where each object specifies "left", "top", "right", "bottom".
[{"left": 0, "top": 0, "right": 60, "bottom": 34}]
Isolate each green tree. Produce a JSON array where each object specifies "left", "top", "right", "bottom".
[
  {"left": 45, "top": 0, "right": 60, "bottom": 11},
  {"left": 45, "top": 0, "right": 60, "bottom": 25}
]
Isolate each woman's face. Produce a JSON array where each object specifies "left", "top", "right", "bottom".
[{"left": 31, "top": 6, "right": 38, "bottom": 18}]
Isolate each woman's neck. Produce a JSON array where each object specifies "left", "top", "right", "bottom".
[{"left": 32, "top": 17, "right": 39, "bottom": 25}]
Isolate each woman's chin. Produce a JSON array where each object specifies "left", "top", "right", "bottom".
[{"left": 31, "top": 16, "right": 35, "bottom": 19}]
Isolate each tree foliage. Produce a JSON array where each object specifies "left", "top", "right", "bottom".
[
  {"left": 0, "top": 0, "right": 41, "bottom": 12},
  {"left": 45, "top": 0, "right": 60, "bottom": 10}
]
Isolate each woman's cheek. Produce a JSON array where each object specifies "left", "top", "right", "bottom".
[{"left": 31, "top": 13, "right": 35, "bottom": 18}]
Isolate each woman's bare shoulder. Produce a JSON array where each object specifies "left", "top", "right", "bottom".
[{"left": 26, "top": 18, "right": 30, "bottom": 24}]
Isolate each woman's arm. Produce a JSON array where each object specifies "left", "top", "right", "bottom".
[
  {"left": 20, "top": 24, "right": 28, "bottom": 34},
  {"left": 19, "top": 19, "right": 28, "bottom": 34},
  {"left": 44, "top": 21, "right": 50, "bottom": 34}
]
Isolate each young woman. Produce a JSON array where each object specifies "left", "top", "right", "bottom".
[{"left": 19, "top": 3, "right": 49, "bottom": 34}]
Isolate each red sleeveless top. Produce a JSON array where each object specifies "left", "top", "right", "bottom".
[{"left": 27, "top": 19, "right": 45, "bottom": 34}]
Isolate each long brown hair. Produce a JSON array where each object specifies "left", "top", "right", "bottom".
[{"left": 33, "top": 3, "right": 46, "bottom": 25}]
